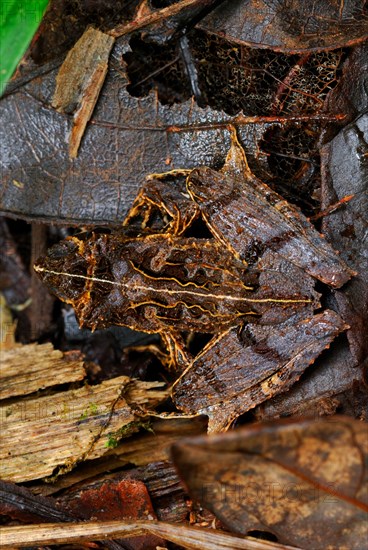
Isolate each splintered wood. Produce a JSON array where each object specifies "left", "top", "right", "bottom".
[
  {"left": 0, "top": 343, "right": 86, "bottom": 399},
  {"left": 52, "top": 27, "right": 115, "bottom": 157},
  {"left": 0, "top": 376, "right": 166, "bottom": 482},
  {"left": 0, "top": 343, "right": 167, "bottom": 482}
]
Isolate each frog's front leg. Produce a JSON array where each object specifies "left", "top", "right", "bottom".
[
  {"left": 122, "top": 329, "right": 192, "bottom": 375},
  {"left": 120, "top": 327, "right": 193, "bottom": 373},
  {"left": 172, "top": 309, "right": 347, "bottom": 433},
  {"left": 123, "top": 171, "right": 199, "bottom": 236}
]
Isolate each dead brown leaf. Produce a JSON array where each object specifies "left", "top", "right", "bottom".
[
  {"left": 172, "top": 416, "right": 368, "bottom": 550},
  {"left": 200, "top": 0, "right": 368, "bottom": 52}
]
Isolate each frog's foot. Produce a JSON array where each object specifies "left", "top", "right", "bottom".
[
  {"left": 172, "top": 310, "right": 348, "bottom": 433},
  {"left": 161, "top": 331, "right": 193, "bottom": 373},
  {"left": 123, "top": 172, "right": 199, "bottom": 236},
  {"left": 221, "top": 125, "right": 251, "bottom": 179},
  {"left": 124, "top": 331, "right": 193, "bottom": 373},
  {"left": 123, "top": 342, "right": 170, "bottom": 367}
]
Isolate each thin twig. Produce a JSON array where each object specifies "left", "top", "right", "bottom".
[
  {"left": 0, "top": 519, "right": 302, "bottom": 550},
  {"left": 109, "top": 0, "right": 217, "bottom": 37},
  {"left": 310, "top": 194, "right": 354, "bottom": 221}
]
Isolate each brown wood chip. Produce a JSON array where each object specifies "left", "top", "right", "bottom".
[
  {"left": 0, "top": 343, "right": 86, "bottom": 399},
  {"left": 52, "top": 27, "right": 115, "bottom": 157}
]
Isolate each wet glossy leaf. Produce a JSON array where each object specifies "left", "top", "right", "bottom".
[
  {"left": 0, "top": 35, "right": 236, "bottom": 225},
  {"left": 200, "top": 0, "right": 368, "bottom": 52},
  {"left": 0, "top": 29, "right": 345, "bottom": 225},
  {"left": 172, "top": 416, "right": 368, "bottom": 550}
]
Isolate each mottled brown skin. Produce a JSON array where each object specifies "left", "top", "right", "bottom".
[
  {"left": 34, "top": 128, "right": 352, "bottom": 431},
  {"left": 34, "top": 233, "right": 319, "bottom": 333}
]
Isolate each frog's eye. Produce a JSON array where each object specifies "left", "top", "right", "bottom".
[{"left": 46, "top": 239, "right": 78, "bottom": 259}]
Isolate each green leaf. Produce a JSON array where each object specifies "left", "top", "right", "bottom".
[{"left": 0, "top": 0, "right": 49, "bottom": 95}]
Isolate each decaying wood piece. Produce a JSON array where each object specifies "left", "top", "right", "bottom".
[
  {"left": 0, "top": 519, "right": 301, "bottom": 550},
  {"left": 0, "top": 293, "right": 16, "bottom": 351},
  {"left": 52, "top": 27, "right": 115, "bottom": 157},
  {"left": 0, "top": 479, "right": 74, "bottom": 523},
  {"left": 0, "top": 478, "right": 167, "bottom": 549},
  {"left": 0, "top": 376, "right": 167, "bottom": 482},
  {"left": 0, "top": 343, "right": 85, "bottom": 399},
  {"left": 32, "top": 417, "right": 207, "bottom": 497}
]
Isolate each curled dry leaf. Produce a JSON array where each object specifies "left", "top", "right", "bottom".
[
  {"left": 172, "top": 416, "right": 368, "bottom": 550},
  {"left": 200, "top": 0, "right": 368, "bottom": 52}
]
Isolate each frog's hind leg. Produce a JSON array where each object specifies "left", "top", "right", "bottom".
[
  {"left": 123, "top": 171, "right": 199, "bottom": 236},
  {"left": 172, "top": 310, "right": 347, "bottom": 433},
  {"left": 187, "top": 125, "right": 355, "bottom": 288}
]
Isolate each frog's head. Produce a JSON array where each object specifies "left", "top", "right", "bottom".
[{"left": 34, "top": 237, "right": 89, "bottom": 305}]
